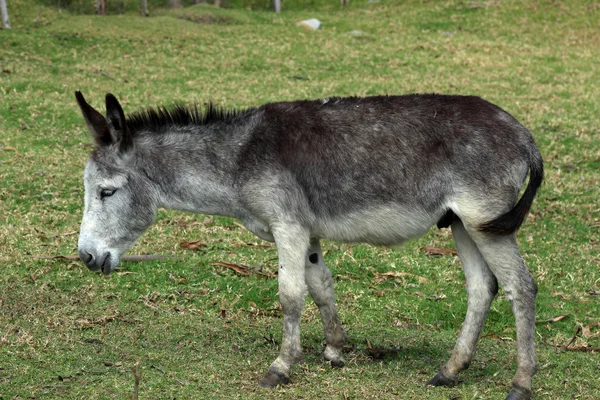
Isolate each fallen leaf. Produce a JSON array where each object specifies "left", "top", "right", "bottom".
[
  {"left": 536, "top": 314, "right": 570, "bottom": 324},
  {"left": 481, "top": 333, "right": 514, "bottom": 342},
  {"left": 366, "top": 346, "right": 400, "bottom": 360},
  {"left": 428, "top": 293, "right": 447, "bottom": 301},
  {"left": 211, "top": 261, "right": 251, "bottom": 276},
  {"left": 52, "top": 231, "right": 77, "bottom": 238},
  {"left": 549, "top": 315, "right": 568, "bottom": 322},
  {"left": 65, "top": 261, "right": 79, "bottom": 270},
  {"left": 481, "top": 333, "right": 502, "bottom": 340},
  {"left": 373, "top": 271, "right": 431, "bottom": 284},
  {"left": 582, "top": 322, "right": 600, "bottom": 338},
  {"left": 421, "top": 246, "right": 458, "bottom": 256},
  {"left": 244, "top": 308, "right": 282, "bottom": 318},
  {"left": 179, "top": 240, "right": 206, "bottom": 250},
  {"left": 2, "top": 146, "right": 17, "bottom": 151},
  {"left": 245, "top": 242, "right": 272, "bottom": 248},
  {"left": 75, "top": 314, "right": 119, "bottom": 329}
]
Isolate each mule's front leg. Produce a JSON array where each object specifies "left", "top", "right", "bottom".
[
  {"left": 305, "top": 238, "right": 346, "bottom": 367},
  {"left": 260, "top": 224, "right": 309, "bottom": 387}
]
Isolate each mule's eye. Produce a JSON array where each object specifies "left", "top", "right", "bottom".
[{"left": 100, "top": 188, "right": 116, "bottom": 199}]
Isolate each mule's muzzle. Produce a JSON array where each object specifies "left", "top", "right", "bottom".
[{"left": 78, "top": 249, "right": 113, "bottom": 275}]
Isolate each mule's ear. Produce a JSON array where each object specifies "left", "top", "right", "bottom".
[
  {"left": 75, "top": 91, "right": 112, "bottom": 147},
  {"left": 105, "top": 93, "right": 133, "bottom": 153}
]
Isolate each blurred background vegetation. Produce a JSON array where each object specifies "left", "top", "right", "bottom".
[{"left": 28, "top": 0, "right": 331, "bottom": 15}]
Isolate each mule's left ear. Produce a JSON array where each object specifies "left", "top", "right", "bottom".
[
  {"left": 105, "top": 93, "right": 133, "bottom": 153},
  {"left": 75, "top": 91, "right": 112, "bottom": 147}
]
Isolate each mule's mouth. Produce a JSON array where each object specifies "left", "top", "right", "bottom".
[{"left": 100, "top": 253, "right": 112, "bottom": 275}]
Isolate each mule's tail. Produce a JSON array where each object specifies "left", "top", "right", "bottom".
[{"left": 479, "top": 146, "right": 544, "bottom": 235}]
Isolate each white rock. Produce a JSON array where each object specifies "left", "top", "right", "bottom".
[{"left": 297, "top": 18, "right": 322, "bottom": 30}]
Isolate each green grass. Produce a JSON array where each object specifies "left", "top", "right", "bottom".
[{"left": 1, "top": 0, "right": 599, "bottom": 398}]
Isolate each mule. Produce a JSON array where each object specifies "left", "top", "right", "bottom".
[{"left": 75, "top": 91, "right": 543, "bottom": 400}]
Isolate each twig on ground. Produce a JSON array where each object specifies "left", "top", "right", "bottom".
[
  {"left": 130, "top": 360, "right": 141, "bottom": 400},
  {"left": 93, "top": 70, "right": 116, "bottom": 80},
  {"left": 562, "top": 324, "right": 582, "bottom": 350},
  {"left": 34, "top": 255, "right": 171, "bottom": 262}
]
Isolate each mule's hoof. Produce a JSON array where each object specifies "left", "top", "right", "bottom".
[
  {"left": 329, "top": 359, "right": 345, "bottom": 368},
  {"left": 259, "top": 368, "right": 290, "bottom": 388},
  {"left": 324, "top": 346, "right": 345, "bottom": 368},
  {"left": 505, "top": 384, "right": 532, "bottom": 400},
  {"left": 427, "top": 370, "right": 457, "bottom": 387}
]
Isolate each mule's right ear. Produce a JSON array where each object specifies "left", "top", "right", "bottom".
[
  {"left": 75, "top": 91, "right": 113, "bottom": 147},
  {"left": 105, "top": 93, "right": 133, "bottom": 153}
]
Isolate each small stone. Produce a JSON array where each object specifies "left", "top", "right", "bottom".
[{"left": 297, "top": 18, "right": 322, "bottom": 30}]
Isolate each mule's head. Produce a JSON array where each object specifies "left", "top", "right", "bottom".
[{"left": 75, "top": 92, "right": 158, "bottom": 275}]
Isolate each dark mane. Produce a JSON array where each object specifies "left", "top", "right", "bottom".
[{"left": 126, "top": 103, "right": 254, "bottom": 134}]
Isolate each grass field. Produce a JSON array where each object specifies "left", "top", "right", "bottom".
[{"left": 1, "top": 0, "right": 599, "bottom": 398}]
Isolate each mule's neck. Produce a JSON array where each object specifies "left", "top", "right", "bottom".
[{"left": 135, "top": 120, "right": 254, "bottom": 219}]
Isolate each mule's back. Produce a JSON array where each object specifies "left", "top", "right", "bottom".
[{"left": 238, "top": 94, "right": 538, "bottom": 239}]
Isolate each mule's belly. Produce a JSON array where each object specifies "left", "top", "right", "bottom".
[
  {"left": 241, "top": 204, "right": 442, "bottom": 246},
  {"left": 312, "top": 205, "right": 439, "bottom": 246}
]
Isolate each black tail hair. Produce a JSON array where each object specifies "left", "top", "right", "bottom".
[{"left": 479, "top": 149, "right": 544, "bottom": 235}]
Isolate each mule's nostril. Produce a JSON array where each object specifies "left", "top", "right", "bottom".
[
  {"left": 79, "top": 250, "right": 93, "bottom": 264},
  {"left": 79, "top": 249, "right": 102, "bottom": 271}
]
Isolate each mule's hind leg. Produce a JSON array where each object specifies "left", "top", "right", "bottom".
[
  {"left": 260, "top": 224, "right": 309, "bottom": 387},
  {"left": 467, "top": 230, "right": 537, "bottom": 400},
  {"left": 305, "top": 238, "right": 347, "bottom": 367},
  {"left": 429, "top": 219, "right": 498, "bottom": 387}
]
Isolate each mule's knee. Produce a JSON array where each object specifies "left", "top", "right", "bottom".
[{"left": 503, "top": 269, "right": 537, "bottom": 307}]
